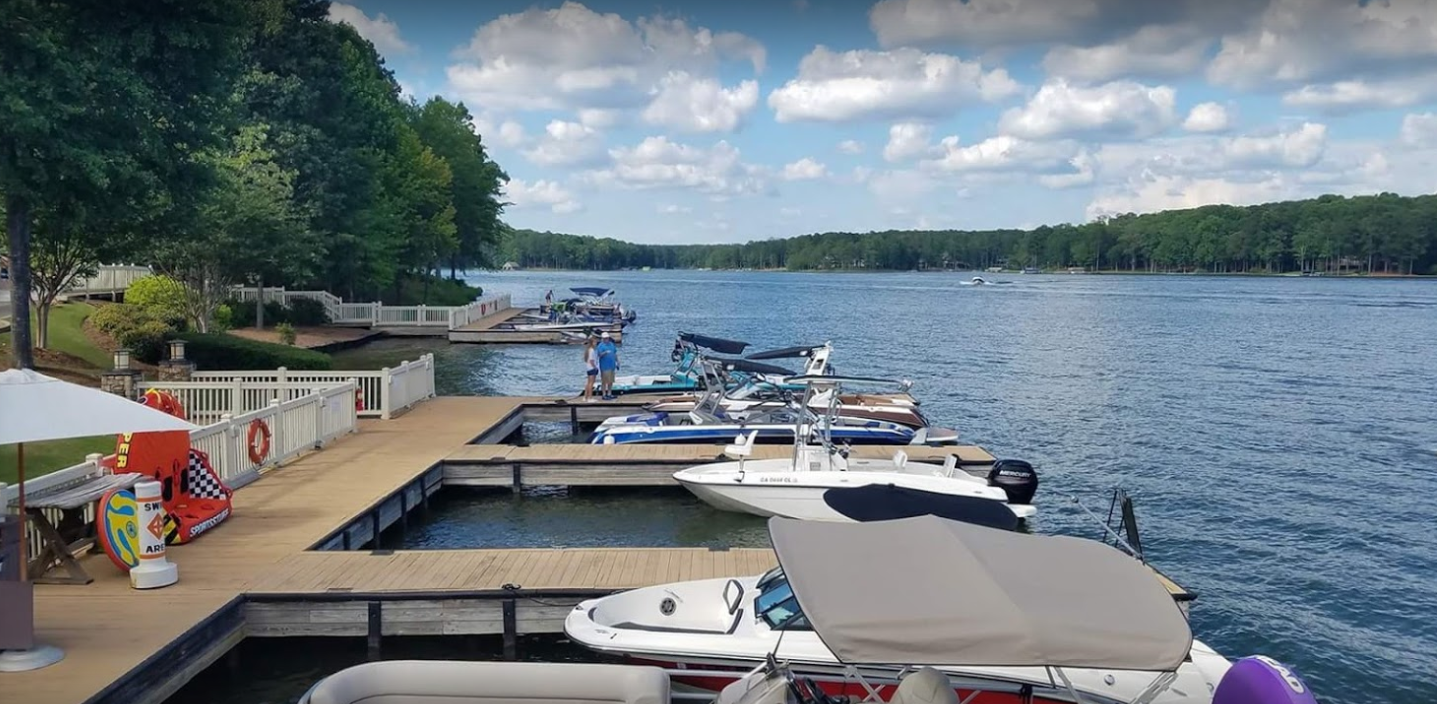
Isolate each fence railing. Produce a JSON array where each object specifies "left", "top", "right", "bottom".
[
  {"left": 0, "top": 381, "right": 359, "bottom": 566},
  {"left": 64, "top": 264, "right": 152, "bottom": 294},
  {"left": 190, "top": 353, "right": 436, "bottom": 419},
  {"left": 230, "top": 287, "right": 510, "bottom": 330}
]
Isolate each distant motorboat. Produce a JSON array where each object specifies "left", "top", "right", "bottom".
[{"left": 970, "top": 276, "right": 989, "bottom": 285}]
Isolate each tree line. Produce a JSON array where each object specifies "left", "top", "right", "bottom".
[
  {"left": 2, "top": 0, "right": 507, "bottom": 366},
  {"left": 501, "top": 193, "right": 1437, "bottom": 275}
]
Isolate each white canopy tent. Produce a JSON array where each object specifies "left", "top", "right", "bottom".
[{"left": 0, "top": 368, "right": 198, "bottom": 671}]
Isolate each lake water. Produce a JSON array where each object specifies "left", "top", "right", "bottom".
[{"left": 208, "top": 270, "right": 1437, "bottom": 704}]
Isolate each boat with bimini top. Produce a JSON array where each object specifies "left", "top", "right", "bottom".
[{"left": 565, "top": 515, "right": 1320, "bottom": 704}]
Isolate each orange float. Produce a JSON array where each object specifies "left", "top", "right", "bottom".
[
  {"left": 110, "top": 389, "right": 233, "bottom": 547},
  {"left": 247, "top": 420, "right": 271, "bottom": 464}
]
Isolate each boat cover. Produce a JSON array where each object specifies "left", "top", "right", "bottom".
[
  {"left": 571, "top": 287, "right": 614, "bottom": 297},
  {"left": 678, "top": 332, "right": 750, "bottom": 355},
  {"left": 767, "top": 516, "right": 1193, "bottom": 671},
  {"left": 745, "top": 345, "right": 819, "bottom": 360},
  {"left": 711, "top": 357, "right": 798, "bottom": 377}
]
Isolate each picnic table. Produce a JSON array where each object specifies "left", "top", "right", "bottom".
[{"left": 6, "top": 472, "right": 145, "bottom": 585}]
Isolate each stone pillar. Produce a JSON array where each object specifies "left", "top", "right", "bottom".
[
  {"left": 158, "top": 339, "right": 196, "bottom": 382},
  {"left": 100, "top": 348, "right": 143, "bottom": 401}
]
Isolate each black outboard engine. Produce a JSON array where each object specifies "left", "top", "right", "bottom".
[
  {"left": 671, "top": 338, "right": 685, "bottom": 362},
  {"left": 987, "top": 459, "right": 1038, "bottom": 505}
]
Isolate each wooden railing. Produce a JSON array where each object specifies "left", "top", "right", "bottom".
[
  {"left": 190, "top": 353, "right": 436, "bottom": 419},
  {"left": 0, "top": 381, "right": 359, "bottom": 565},
  {"left": 230, "top": 287, "right": 510, "bottom": 330}
]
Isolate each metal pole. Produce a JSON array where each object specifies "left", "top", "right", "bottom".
[{"left": 16, "top": 442, "right": 26, "bottom": 581}]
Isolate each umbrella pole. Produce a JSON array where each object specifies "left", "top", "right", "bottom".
[{"left": 16, "top": 442, "right": 26, "bottom": 581}]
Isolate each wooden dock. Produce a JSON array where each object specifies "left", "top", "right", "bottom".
[
  {"left": 4, "top": 397, "right": 776, "bottom": 704},
  {"left": 447, "top": 308, "right": 624, "bottom": 344},
  {"left": 6, "top": 394, "right": 1183, "bottom": 704}
]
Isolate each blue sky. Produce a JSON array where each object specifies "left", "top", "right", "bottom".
[{"left": 329, "top": 0, "right": 1437, "bottom": 244}]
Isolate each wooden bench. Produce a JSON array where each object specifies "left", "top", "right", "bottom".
[{"left": 6, "top": 473, "right": 144, "bottom": 585}]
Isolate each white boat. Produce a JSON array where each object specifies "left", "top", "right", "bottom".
[
  {"left": 670, "top": 375, "right": 1036, "bottom": 527},
  {"left": 297, "top": 660, "right": 669, "bottom": 704},
  {"left": 565, "top": 516, "right": 1321, "bottom": 704}
]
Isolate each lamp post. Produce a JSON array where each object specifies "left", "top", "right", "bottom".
[
  {"left": 159, "top": 339, "right": 195, "bottom": 382},
  {"left": 100, "top": 348, "right": 142, "bottom": 400}
]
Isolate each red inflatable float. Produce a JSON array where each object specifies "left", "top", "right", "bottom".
[{"left": 111, "top": 390, "right": 234, "bottom": 545}]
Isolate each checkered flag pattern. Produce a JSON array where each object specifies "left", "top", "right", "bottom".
[{"left": 185, "top": 448, "right": 232, "bottom": 500}]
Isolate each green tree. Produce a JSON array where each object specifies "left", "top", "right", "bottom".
[
  {"left": 412, "top": 97, "right": 509, "bottom": 277},
  {"left": 0, "top": 0, "right": 246, "bottom": 367}
]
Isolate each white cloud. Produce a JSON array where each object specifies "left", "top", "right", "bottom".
[
  {"left": 1400, "top": 113, "right": 1437, "bottom": 147},
  {"left": 782, "top": 158, "right": 829, "bottom": 181},
  {"left": 577, "top": 109, "right": 624, "bottom": 130},
  {"left": 642, "top": 72, "right": 759, "bottom": 133},
  {"left": 1281, "top": 77, "right": 1437, "bottom": 115},
  {"left": 446, "top": 2, "right": 764, "bottom": 114},
  {"left": 922, "top": 135, "right": 1082, "bottom": 175},
  {"left": 328, "top": 2, "right": 412, "bottom": 55},
  {"left": 780, "top": 206, "right": 802, "bottom": 216},
  {"left": 999, "top": 79, "right": 1178, "bottom": 140},
  {"left": 504, "top": 179, "right": 582, "bottom": 214},
  {"left": 768, "top": 46, "right": 1020, "bottom": 123},
  {"left": 1183, "top": 102, "right": 1231, "bottom": 133},
  {"left": 521, "top": 120, "right": 605, "bottom": 167},
  {"left": 869, "top": 0, "right": 1105, "bottom": 49},
  {"left": 1208, "top": 0, "right": 1437, "bottom": 89},
  {"left": 584, "top": 136, "right": 767, "bottom": 195},
  {"left": 883, "top": 122, "right": 935, "bottom": 162},
  {"left": 1042, "top": 24, "right": 1211, "bottom": 82},
  {"left": 656, "top": 204, "right": 693, "bottom": 214},
  {"left": 1038, "top": 151, "right": 1096, "bottom": 189},
  {"left": 496, "top": 121, "right": 527, "bottom": 148},
  {"left": 1087, "top": 174, "right": 1295, "bottom": 219},
  {"left": 1223, "top": 122, "right": 1327, "bottom": 169},
  {"left": 838, "top": 140, "right": 865, "bottom": 155}
]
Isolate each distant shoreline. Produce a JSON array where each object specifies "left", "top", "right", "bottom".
[{"left": 491, "top": 267, "right": 1436, "bottom": 278}]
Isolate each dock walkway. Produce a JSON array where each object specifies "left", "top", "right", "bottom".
[{"left": 6, "top": 397, "right": 769, "bottom": 704}]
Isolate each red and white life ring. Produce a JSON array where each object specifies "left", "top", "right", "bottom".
[{"left": 247, "top": 420, "right": 271, "bottom": 464}]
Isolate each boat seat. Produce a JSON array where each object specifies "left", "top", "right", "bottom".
[
  {"left": 718, "top": 668, "right": 794, "bottom": 704},
  {"left": 301, "top": 660, "right": 670, "bottom": 704},
  {"left": 890, "top": 668, "right": 958, "bottom": 704}
]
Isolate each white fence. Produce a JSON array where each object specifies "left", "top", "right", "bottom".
[
  {"left": 190, "top": 354, "right": 436, "bottom": 420},
  {"left": 0, "top": 381, "right": 359, "bottom": 565},
  {"left": 63, "top": 264, "right": 152, "bottom": 294},
  {"left": 231, "top": 286, "right": 510, "bottom": 330}
]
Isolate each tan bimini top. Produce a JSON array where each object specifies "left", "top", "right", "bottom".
[{"left": 767, "top": 516, "right": 1194, "bottom": 671}]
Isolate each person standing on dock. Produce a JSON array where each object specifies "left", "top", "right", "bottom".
[
  {"left": 582, "top": 336, "right": 599, "bottom": 402},
  {"left": 596, "top": 331, "right": 619, "bottom": 400}
]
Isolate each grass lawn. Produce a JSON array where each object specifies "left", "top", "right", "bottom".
[
  {"left": 1, "top": 302, "right": 116, "bottom": 483},
  {"left": 29, "top": 301, "right": 112, "bottom": 368},
  {"left": 0, "top": 436, "right": 116, "bottom": 485}
]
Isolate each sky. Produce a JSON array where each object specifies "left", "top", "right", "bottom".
[{"left": 327, "top": 0, "right": 1437, "bottom": 244}]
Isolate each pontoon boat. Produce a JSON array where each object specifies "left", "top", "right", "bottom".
[{"left": 565, "top": 516, "right": 1320, "bottom": 704}]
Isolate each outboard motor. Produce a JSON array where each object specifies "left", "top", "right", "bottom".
[
  {"left": 1213, "top": 657, "right": 1319, "bottom": 704},
  {"left": 671, "top": 338, "right": 684, "bottom": 362},
  {"left": 987, "top": 459, "right": 1038, "bottom": 505}
]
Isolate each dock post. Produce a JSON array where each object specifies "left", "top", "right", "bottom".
[
  {"left": 570, "top": 405, "right": 579, "bottom": 435},
  {"left": 371, "top": 511, "right": 381, "bottom": 549},
  {"left": 398, "top": 486, "right": 408, "bottom": 535},
  {"left": 501, "top": 599, "right": 518, "bottom": 660},
  {"left": 511, "top": 463, "right": 522, "bottom": 494},
  {"left": 367, "top": 602, "right": 383, "bottom": 660}
]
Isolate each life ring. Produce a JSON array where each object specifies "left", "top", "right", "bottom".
[
  {"left": 247, "top": 420, "right": 271, "bottom": 463},
  {"left": 355, "top": 384, "right": 365, "bottom": 412}
]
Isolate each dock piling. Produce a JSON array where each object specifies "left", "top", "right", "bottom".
[
  {"left": 501, "top": 599, "right": 518, "bottom": 660},
  {"left": 366, "top": 602, "right": 382, "bottom": 660}
]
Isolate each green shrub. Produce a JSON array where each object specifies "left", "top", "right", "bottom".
[
  {"left": 385, "top": 274, "right": 484, "bottom": 306},
  {"left": 88, "top": 303, "right": 180, "bottom": 363},
  {"left": 275, "top": 322, "right": 297, "bottom": 346},
  {"left": 213, "top": 304, "right": 235, "bottom": 331},
  {"left": 178, "top": 331, "right": 332, "bottom": 371},
  {"left": 222, "top": 299, "right": 288, "bottom": 328},
  {"left": 287, "top": 298, "right": 331, "bottom": 326},
  {"left": 124, "top": 275, "right": 188, "bottom": 327}
]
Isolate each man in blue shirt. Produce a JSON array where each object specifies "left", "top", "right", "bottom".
[{"left": 596, "top": 332, "right": 619, "bottom": 399}]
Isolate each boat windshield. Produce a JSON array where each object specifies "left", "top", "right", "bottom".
[{"left": 753, "top": 568, "right": 811, "bottom": 631}]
